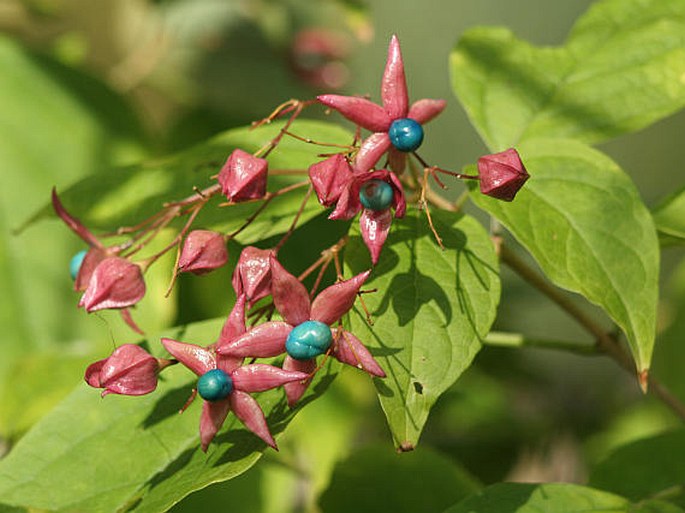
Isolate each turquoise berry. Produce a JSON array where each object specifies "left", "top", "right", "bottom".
[
  {"left": 197, "top": 369, "right": 234, "bottom": 401},
  {"left": 286, "top": 320, "right": 333, "bottom": 361},
  {"left": 388, "top": 118, "right": 424, "bottom": 152},
  {"left": 70, "top": 250, "right": 88, "bottom": 280},
  {"left": 359, "top": 179, "right": 394, "bottom": 211}
]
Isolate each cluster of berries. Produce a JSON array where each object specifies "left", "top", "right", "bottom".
[{"left": 53, "top": 35, "right": 528, "bottom": 452}]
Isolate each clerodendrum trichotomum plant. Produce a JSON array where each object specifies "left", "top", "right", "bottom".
[
  {"left": 4, "top": 0, "right": 685, "bottom": 510},
  {"left": 51, "top": 35, "right": 528, "bottom": 451}
]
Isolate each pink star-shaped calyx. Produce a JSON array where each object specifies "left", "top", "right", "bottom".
[
  {"left": 332, "top": 169, "right": 406, "bottom": 265},
  {"left": 309, "top": 154, "right": 405, "bottom": 264},
  {"left": 161, "top": 295, "right": 309, "bottom": 451},
  {"left": 318, "top": 35, "right": 446, "bottom": 174},
  {"left": 218, "top": 257, "right": 385, "bottom": 406}
]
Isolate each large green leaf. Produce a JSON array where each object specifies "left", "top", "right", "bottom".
[
  {"left": 442, "top": 483, "right": 684, "bottom": 513},
  {"left": 470, "top": 138, "right": 658, "bottom": 374},
  {"left": 345, "top": 210, "right": 500, "bottom": 449},
  {"left": 319, "top": 445, "right": 480, "bottom": 513},
  {"left": 589, "top": 429, "right": 685, "bottom": 507},
  {"left": 450, "top": 0, "right": 685, "bottom": 149},
  {"left": 653, "top": 186, "right": 685, "bottom": 244},
  {"left": 26, "top": 120, "right": 353, "bottom": 246},
  {"left": 0, "top": 318, "right": 338, "bottom": 512}
]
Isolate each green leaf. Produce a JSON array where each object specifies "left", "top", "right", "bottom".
[
  {"left": 169, "top": 467, "right": 264, "bottom": 513},
  {"left": 26, "top": 120, "right": 353, "bottom": 246},
  {"left": 442, "top": 482, "right": 685, "bottom": 513},
  {"left": 450, "top": 0, "right": 685, "bottom": 149},
  {"left": 653, "top": 186, "right": 685, "bottom": 244},
  {"left": 470, "top": 138, "right": 658, "bottom": 374},
  {"left": 345, "top": 210, "right": 500, "bottom": 449},
  {"left": 319, "top": 444, "right": 480, "bottom": 513},
  {"left": 589, "top": 429, "right": 685, "bottom": 506},
  {"left": 0, "top": 318, "right": 338, "bottom": 513},
  {"left": 0, "top": 351, "right": 94, "bottom": 438}
]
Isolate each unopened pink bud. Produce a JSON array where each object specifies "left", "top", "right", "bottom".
[
  {"left": 308, "top": 154, "right": 353, "bottom": 207},
  {"left": 178, "top": 230, "right": 228, "bottom": 275},
  {"left": 232, "top": 246, "right": 274, "bottom": 306},
  {"left": 478, "top": 148, "right": 529, "bottom": 202},
  {"left": 218, "top": 149, "right": 268, "bottom": 202},
  {"left": 79, "top": 257, "right": 146, "bottom": 312},
  {"left": 84, "top": 344, "right": 167, "bottom": 397}
]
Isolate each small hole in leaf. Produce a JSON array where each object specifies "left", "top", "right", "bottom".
[{"left": 413, "top": 381, "right": 423, "bottom": 394}]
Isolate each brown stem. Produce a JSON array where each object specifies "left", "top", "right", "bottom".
[
  {"left": 274, "top": 185, "right": 313, "bottom": 252},
  {"left": 224, "top": 180, "right": 310, "bottom": 241},
  {"left": 139, "top": 202, "right": 204, "bottom": 271},
  {"left": 499, "top": 241, "right": 685, "bottom": 421},
  {"left": 281, "top": 129, "right": 356, "bottom": 151},
  {"left": 164, "top": 183, "right": 221, "bottom": 208},
  {"left": 122, "top": 206, "right": 181, "bottom": 259},
  {"left": 226, "top": 196, "right": 276, "bottom": 240},
  {"left": 255, "top": 100, "right": 310, "bottom": 159},
  {"left": 297, "top": 235, "right": 349, "bottom": 290},
  {"left": 309, "top": 259, "right": 332, "bottom": 298},
  {"left": 104, "top": 209, "right": 167, "bottom": 237},
  {"left": 298, "top": 253, "right": 330, "bottom": 282},
  {"left": 419, "top": 168, "right": 444, "bottom": 249},
  {"left": 412, "top": 152, "right": 479, "bottom": 181},
  {"left": 424, "top": 187, "right": 458, "bottom": 212}
]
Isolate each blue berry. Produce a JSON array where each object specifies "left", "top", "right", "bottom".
[
  {"left": 388, "top": 118, "right": 424, "bottom": 152},
  {"left": 286, "top": 320, "right": 333, "bottom": 361},
  {"left": 70, "top": 250, "right": 88, "bottom": 280},
  {"left": 359, "top": 179, "right": 394, "bottom": 211},
  {"left": 197, "top": 369, "right": 233, "bottom": 401}
]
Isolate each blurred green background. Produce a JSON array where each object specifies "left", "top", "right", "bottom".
[{"left": 1, "top": 0, "right": 685, "bottom": 511}]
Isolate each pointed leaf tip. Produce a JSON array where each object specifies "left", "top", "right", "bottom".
[{"left": 638, "top": 369, "right": 649, "bottom": 393}]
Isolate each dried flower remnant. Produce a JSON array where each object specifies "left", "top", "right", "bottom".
[
  {"left": 218, "top": 149, "right": 268, "bottom": 202},
  {"left": 220, "top": 256, "right": 385, "bottom": 406},
  {"left": 478, "top": 148, "right": 529, "bottom": 202},
  {"left": 178, "top": 230, "right": 228, "bottom": 275},
  {"left": 318, "top": 35, "right": 446, "bottom": 173},
  {"left": 85, "top": 344, "right": 173, "bottom": 397}
]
